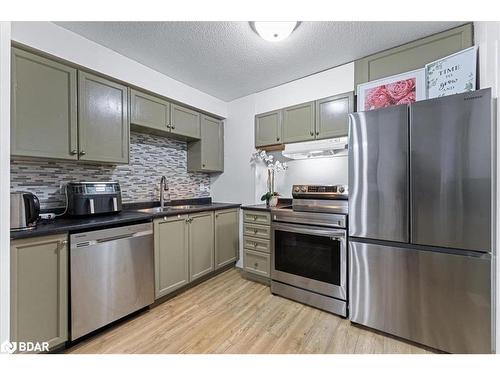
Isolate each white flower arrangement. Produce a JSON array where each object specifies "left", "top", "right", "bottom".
[{"left": 250, "top": 150, "right": 288, "bottom": 205}]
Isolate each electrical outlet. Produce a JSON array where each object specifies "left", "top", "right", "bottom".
[{"left": 199, "top": 184, "right": 209, "bottom": 192}]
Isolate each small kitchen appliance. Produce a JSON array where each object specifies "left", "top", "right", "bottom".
[
  {"left": 270, "top": 184, "right": 348, "bottom": 317},
  {"left": 66, "top": 182, "right": 122, "bottom": 217},
  {"left": 10, "top": 192, "right": 40, "bottom": 231}
]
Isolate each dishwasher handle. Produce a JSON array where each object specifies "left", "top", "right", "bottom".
[{"left": 70, "top": 223, "right": 153, "bottom": 249}]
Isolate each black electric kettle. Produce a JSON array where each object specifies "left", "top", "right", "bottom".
[{"left": 10, "top": 192, "right": 40, "bottom": 231}]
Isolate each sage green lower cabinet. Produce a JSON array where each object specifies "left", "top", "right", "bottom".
[
  {"left": 11, "top": 48, "right": 78, "bottom": 160},
  {"left": 214, "top": 208, "right": 239, "bottom": 269},
  {"left": 189, "top": 211, "right": 215, "bottom": 281},
  {"left": 242, "top": 209, "right": 271, "bottom": 279},
  {"left": 154, "top": 215, "right": 189, "bottom": 299},
  {"left": 130, "top": 88, "right": 170, "bottom": 132},
  {"left": 187, "top": 115, "right": 224, "bottom": 172},
  {"left": 255, "top": 110, "right": 282, "bottom": 147},
  {"left": 315, "top": 92, "right": 354, "bottom": 139},
  {"left": 10, "top": 234, "right": 68, "bottom": 352},
  {"left": 282, "top": 101, "right": 315, "bottom": 143},
  {"left": 170, "top": 103, "right": 201, "bottom": 139},
  {"left": 78, "top": 71, "right": 129, "bottom": 164}
]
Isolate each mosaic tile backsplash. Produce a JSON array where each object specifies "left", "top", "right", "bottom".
[{"left": 10, "top": 131, "right": 211, "bottom": 209}]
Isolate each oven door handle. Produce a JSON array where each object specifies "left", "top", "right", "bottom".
[{"left": 272, "top": 222, "right": 346, "bottom": 238}]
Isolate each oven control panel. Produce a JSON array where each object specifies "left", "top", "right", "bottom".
[{"left": 292, "top": 184, "right": 348, "bottom": 199}]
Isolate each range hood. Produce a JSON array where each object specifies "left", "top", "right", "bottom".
[{"left": 282, "top": 137, "right": 348, "bottom": 160}]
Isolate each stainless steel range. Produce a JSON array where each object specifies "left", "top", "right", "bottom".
[{"left": 270, "top": 184, "right": 348, "bottom": 317}]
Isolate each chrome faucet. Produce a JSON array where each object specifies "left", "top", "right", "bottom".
[{"left": 159, "top": 176, "right": 170, "bottom": 208}]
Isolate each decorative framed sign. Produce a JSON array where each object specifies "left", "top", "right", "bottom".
[
  {"left": 425, "top": 46, "right": 477, "bottom": 99},
  {"left": 357, "top": 68, "right": 426, "bottom": 111}
]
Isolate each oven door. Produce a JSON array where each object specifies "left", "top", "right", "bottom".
[{"left": 271, "top": 222, "right": 346, "bottom": 300}]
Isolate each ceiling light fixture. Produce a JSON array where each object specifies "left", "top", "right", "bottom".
[{"left": 251, "top": 21, "right": 298, "bottom": 42}]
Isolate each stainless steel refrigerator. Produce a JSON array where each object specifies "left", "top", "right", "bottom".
[{"left": 348, "top": 88, "right": 494, "bottom": 354}]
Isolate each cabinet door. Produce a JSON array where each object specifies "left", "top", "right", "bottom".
[
  {"left": 11, "top": 48, "right": 78, "bottom": 160},
  {"left": 154, "top": 216, "right": 189, "bottom": 298},
  {"left": 189, "top": 211, "right": 215, "bottom": 281},
  {"left": 282, "top": 101, "right": 315, "bottom": 143},
  {"left": 215, "top": 209, "right": 239, "bottom": 269},
  {"left": 78, "top": 71, "right": 129, "bottom": 164},
  {"left": 202, "top": 115, "right": 223, "bottom": 171},
  {"left": 11, "top": 234, "right": 68, "bottom": 352},
  {"left": 130, "top": 88, "right": 170, "bottom": 132},
  {"left": 354, "top": 24, "right": 473, "bottom": 86},
  {"left": 187, "top": 115, "right": 224, "bottom": 173},
  {"left": 315, "top": 92, "right": 354, "bottom": 139},
  {"left": 255, "top": 110, "right": 282, "bottom": 147},
  {"left": 170, "top": 103, "right": 201, "bottom": 139}
]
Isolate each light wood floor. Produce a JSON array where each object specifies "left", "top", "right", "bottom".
[{"left": 66, "top": 268, "right": 432, "bottom": 354}]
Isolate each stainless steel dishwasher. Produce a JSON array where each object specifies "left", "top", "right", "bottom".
[{"left": 70, "top": 222, "right": 154, "bottom": 340}]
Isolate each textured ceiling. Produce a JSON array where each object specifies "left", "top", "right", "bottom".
[{"left": 54, "top": 21, "right": 465, "bottom": 101}]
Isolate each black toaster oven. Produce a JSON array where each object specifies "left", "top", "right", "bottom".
[{"left": 67, "top": 182, "right": 122, "bottom": 216}]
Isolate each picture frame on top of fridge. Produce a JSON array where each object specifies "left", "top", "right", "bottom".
[
  {"left": 357, "top": 68, "right": 426, "bottom": 111},
  {"left": 425, "top": 46, "right": 477, "bottom": 99}
]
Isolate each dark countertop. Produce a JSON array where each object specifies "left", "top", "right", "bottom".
[
  {"left": 241, "top": 199, "right": 292, "bottom": 212},
  {"left": 11, "top": 199, "right": 241, "bottom": 240}
]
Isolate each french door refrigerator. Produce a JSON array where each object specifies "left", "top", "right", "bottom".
[{"left": 348, "top": 88, "right": 494, "bottom": 354}]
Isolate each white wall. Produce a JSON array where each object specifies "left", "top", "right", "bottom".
[
  {"left": 11, "top": 22, "right": 228, "bottom": 118},
  {"left": 211, "top": 62, "right": 354, "bottom": 266},
  {"left": 212, "top": 62, "right": 354, "bottom": 202},
  {"left": 0, "top": 21, "right": 11, "bottom": 350},
  {"left": 474, "top": 21, "right": 500, "bottom": 352}
]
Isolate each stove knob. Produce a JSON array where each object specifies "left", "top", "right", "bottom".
[
  {"left": 301, "top": 186, "right": 307, "bottom": 192},
  {"left": 338, "top": 186, "right": 345, "bottom": 193},
  {"left": 294, "top": 186, "right": 300, "bottom": 193}
]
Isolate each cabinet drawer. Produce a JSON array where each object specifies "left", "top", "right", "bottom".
[
  {"left": 243, "top": 210, "right": 271, "bottom": 225},
  {"left": 244, "top": 249, "right": 270, "bottom": 277},
  {"left": 243, "top": 236, "right": 270, "bottom": 254},
  {"left": 243, "top": 223, "right": 271, "bottom": 239}
]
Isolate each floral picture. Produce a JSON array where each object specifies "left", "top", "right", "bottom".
[
  {"left": 363, "top": 79, "right": 416, "bottom": 110},
  {"left": 357, "top": 68, "right": 426, "bottom": 111}
]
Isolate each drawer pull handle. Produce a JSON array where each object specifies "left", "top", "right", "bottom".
[
  {"left": 253, "top": 229, "right": 258, "bottom": 234},
  {"left": 253, "top": 216, "right": 257, "bottom": 221},
  {"left": 253, "top": 242, "right": 257, "bottom": 247},
  {"left": 254, "top": 262, "right": 258, "bottom": 268}
]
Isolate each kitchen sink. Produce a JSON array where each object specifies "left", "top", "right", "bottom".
[
  {"left": 168, "top": 205, "right": 200, "bottom": 210},
  {"left": 135, "top": 205, "right": 207, "bottom": 214}
]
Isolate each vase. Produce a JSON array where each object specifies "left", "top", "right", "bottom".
[{"left": 269, "top": 196, "right": 279, "bottom": 207}]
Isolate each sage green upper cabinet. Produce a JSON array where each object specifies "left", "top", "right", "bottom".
[
  {"left": 170, "top": 103, "right": 201, "bottom": 139},
  {"left": 282, "top": 101, "right": 315, "bottom": 143},
  {"left": 255, "top": 110, "right": 282, "bottom": 147},
  {"left": 78, "top": 71, "right": 129, "bottom": 164},
  {"left": 130, "top": 88, "right": 170, "bottom": 132},
  {"left": 154, "top": 215, "right": 189, "bottom": 299},
  {"left": 11, "top": 234, "right": 68, "bottom": 352},
  {"left": 315, "top": 92, "right": 354, "bottom": 139},
  {"left": 188, "top": 211, "right": 215, "bottom": 281},
  {"left": 187, "top": 115, "right": 224, "bottom": 173},
  {"left": 11, "top": 48, "right": 78, "bottom": 160},
  {"left": 215, "top": 208, "right": 239, "bottom": 269},
  {"left": 355, "top": 24, "right": 473, "bottom": 86}
]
